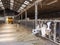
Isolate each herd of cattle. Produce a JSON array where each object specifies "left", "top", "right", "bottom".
[{"left": 32, "top": 21, "right": 60, "bottom": 42}]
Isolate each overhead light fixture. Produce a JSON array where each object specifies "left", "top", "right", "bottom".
[
  {"left": 0, "top": 2, "right": 2, "bottom": 4},
  {"left": 1, "top": 6, "right": 4, "bottom": 9},
  {"left": 10, "top": 0, "right": 14, "bottom": 9},
  {"left": 17, "top": 1, "right": 29, "bottom": 12},
  {"left": 0, "top": 1, "right": 5, "bottom": 9},
  {"left": 24, "top": 1, "right": 30, "bottom": 5},
  {"left": 20, "top": 7, "right": 24, "bottom": 10},
  {"left": 30, "top": 0, "right": 32, "bottom": 1},
  {"left": 17, "top": 7, "right": 24, "bottom": 12},
  {"left": 46, "top": 0, "right": 58, "bottom": 5},
  {"left": 22, "top": 4, "right": 26, "bottom": 8}
]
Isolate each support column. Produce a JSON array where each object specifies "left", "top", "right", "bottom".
[
  {"left": 21, "top": 14, "right": 23, "bottom": 20},
  {"left": 53, "top": 22, "right": 57, "bottom": 42},
  {"left": 35, "top": 2, "right": 38, "bottom": 28},
  {"left": 25, "top": 11, "right": 27, "bottom": 26},
  {"left": 20, "top": 14, "right": 23, "bottom": 25},
  {"left": 4, "top": 10, "right": 6, "bottom": 23},
  {"left": 25, "top": 11, "right": 27, "bottom": 20}
]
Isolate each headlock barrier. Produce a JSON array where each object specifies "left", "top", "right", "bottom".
[{"left": 19, "top": 19, "right": 60, "bottom": 45}]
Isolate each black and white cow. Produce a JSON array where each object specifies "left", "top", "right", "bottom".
[{"left": 32, "top": 21, "right": 53, "bottom": 37}]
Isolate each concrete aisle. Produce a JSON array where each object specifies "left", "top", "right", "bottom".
[{"left": 0, "top": 24, "right": 58, "bottom": 45}]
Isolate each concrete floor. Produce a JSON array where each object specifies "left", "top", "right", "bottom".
[{"left": 0, "top": 24, "right": 58, "bottom": 45}]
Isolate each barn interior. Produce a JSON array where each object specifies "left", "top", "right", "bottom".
[{"left": 0, "top": 0, "right": 60, "bottom": 45}]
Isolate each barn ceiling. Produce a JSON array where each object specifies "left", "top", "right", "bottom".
[{"left": 0, "top": 0, "right": 60, "bottom": 16}]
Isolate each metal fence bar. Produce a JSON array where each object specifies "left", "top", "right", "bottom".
[
  {"left": 19, "top": 19, "right": 60, "bottom": 22},
  {"left": 18, "top": 19, "right": 60, "bottom": 44},
  {"left": 35, "top": 2, "right": 38, "bottom": 28},
  {"left": 54, "top": 22, "right": 57, "bottom": 42},
  {"left": 21, "top": 14, "right": 23, "bottom": 20}
]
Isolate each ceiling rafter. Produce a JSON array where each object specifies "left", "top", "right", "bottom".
[
  {"left": 0, "top": 0, "right": 4, "bottom": 9},
  {"left": 1, "top": 0, "right": 10, "bottom": 9},
  {"left": 10, "top": 0, "right": 14, "bottom": 10}
]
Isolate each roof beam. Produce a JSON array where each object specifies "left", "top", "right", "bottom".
[
  {"left": 46, "top": 0, "right": 58, "bottom": 5},
  {"left": 0, "top": 0, "right": 4, "bottom": 9},
  {"left": 10, "top": 0, "right": 14, "bottom": 10},
  {"left": 15, "top": 0, "right": 42, "bottom": 17},
  {"left": 17, "top": 4, "right": 26, "bottom": 12},
  {"left": 17, "top": 1, "right": 30, "bottom": 12}
]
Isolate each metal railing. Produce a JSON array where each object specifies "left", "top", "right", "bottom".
[{"left": 17, "top": 19, "right": 60, "bottom": 44}]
